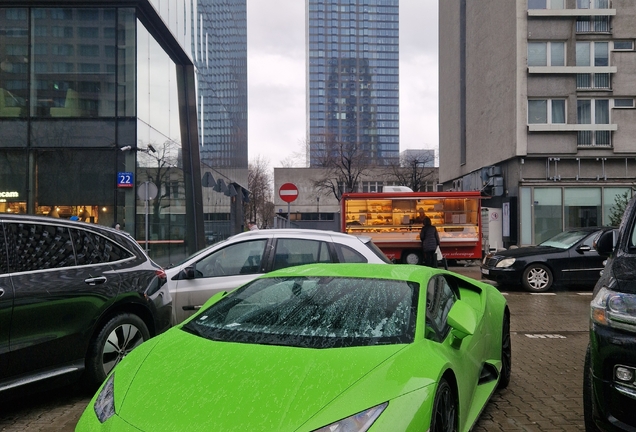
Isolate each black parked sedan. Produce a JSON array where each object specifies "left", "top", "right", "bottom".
[
  {"left": 480, "top": 227, "right": 613, "bottom": 292},
  {"left": 0, "top": 214, "right": 172, "bottom": 398}
]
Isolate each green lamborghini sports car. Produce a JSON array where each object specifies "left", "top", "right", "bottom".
[{"left": 76, "top": 263, "right": 511, "bottom": 432}]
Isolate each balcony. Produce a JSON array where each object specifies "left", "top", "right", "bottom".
[
  {"left": 528, "top": 123, "right": 617, "bottom": 132},
  {"left": 528, "top": 8, "right": 616, "bottom": 17},
  {"left": 576, "top": 16, "right": 611, "bottom": 32},
  {"left": 576, "top": 73, "right": 611, "bottom": 90},
  {"left": 528, "top": 65, "right": 617, "bottom": 74}
]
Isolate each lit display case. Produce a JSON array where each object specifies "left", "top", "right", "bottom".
[{"left": 341, "top": 192, "right": 483, "bottom": 260}]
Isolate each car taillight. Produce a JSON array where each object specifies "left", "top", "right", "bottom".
[{"left": 156, "top": 269, "right": 167, "bottom": 285}]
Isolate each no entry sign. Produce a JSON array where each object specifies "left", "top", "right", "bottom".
[{"left": 279, "top": 183, "right": 299, "bottom": 203}]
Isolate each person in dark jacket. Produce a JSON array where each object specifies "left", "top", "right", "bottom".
[{"left": 420, "top": 216, "right": 440, "bottom": 268}]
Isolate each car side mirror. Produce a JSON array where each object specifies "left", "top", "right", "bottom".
[
  {"left": 182, "top": 266, "right": 196, "bottom": 280},
  {"left": 594, "top": 229, "right": 617, "bottom": 257},
  {"left": 447, "top": 300, "right": 476, "bottom": 342}
]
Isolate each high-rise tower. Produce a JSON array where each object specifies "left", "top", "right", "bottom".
[
  {"left": 195, "top": 0, "right": 248, "bottom": 173},
  {"left": 306, "top": 0, "right": 399, "bottom": 167}
]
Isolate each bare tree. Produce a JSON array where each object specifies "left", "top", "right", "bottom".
[
  {"left": 311, "top": 137, "right": 372, "bottom": 201},
  {"left": 137, "top": 140, "right": 182, "bottom": 234},
  {"left": 246, "top": 156, "right": 273, "bottom": 228},
  {"left": 383, "top": 152, "right": 437, "bottom": 192}
]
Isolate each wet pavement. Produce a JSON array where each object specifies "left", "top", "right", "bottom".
[{"left": 0, "top": 262, "right": 594, "bottom": 431}]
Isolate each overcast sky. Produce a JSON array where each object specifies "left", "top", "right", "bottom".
[{"left": 246, "top": 1, "right": 439, "bottom": 167}]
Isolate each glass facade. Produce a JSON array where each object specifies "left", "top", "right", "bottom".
[
  {"left": 150, "top": 0, "right": 249, "bottom": 242},
  {"left": 519, "top": 186, "right": 631, "bottom": 245},
  {"left": 307, "top": 0, "right": 400, "bottom": 167},
  {"left": 0, "top": 5, "right": 206, "bottom": 266}
]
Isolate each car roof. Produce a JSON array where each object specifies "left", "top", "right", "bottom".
[
  {"left": 225, "top": 228, "right": 373, "bottom": 244},
  {"left": 231, "top": 228, "right": 364, "bottom": 239}
]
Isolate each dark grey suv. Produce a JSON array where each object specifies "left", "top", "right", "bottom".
[
  {"left": 585, "top": 196, "right": 636, "bottom": 431},
  {"left": 0, "top": 214, "right": 172, "bottom": 397}
]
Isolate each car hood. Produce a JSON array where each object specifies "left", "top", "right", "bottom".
[
  {"left": 490, "top": 246, "right": 561, "bottom": 259},
  {"left": 115, "top": 328, "right": 436, "bottom": 431}
]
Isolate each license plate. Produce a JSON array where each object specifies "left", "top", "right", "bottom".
[{"left": 481, "top": 268, "right": 489, "bottom": 275}]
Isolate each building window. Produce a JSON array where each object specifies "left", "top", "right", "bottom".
[
  {"left": 528, "top": 0, "right": 564, "bottom": 9},
  {"left": 577, "top": 0, "right": 609, "bottom": 9},
  {"left": 528, "top": 99, "right": 566, "bottom": 124},
  {"left": 577, "top": 99, "right": 611, "bottom": 146},
  {"left": 613, "top": 40, "right": 634, "bottom": 51},
  {"left": 564, "top": 188, "right": 601, "bottom": 229},
  {"left": 534, "top": 188, "right": 563, "bottom": 244},
  {"left": 362, "top": 181, "right": 384, "bottom": 193},
  {"left": 576, "top": 42, "right": 609, "bottom": 66},
  {"left": 528, "top": 42, "right": 565, "bottom": 66},
  {"left": 614, "top": 98, "right": 635, "bottom": 108}
]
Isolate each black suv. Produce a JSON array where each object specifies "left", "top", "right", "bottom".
[
  {"left": 0, "top": 214, "right": 171, "bottom": 397},
  {"left": 585, "top": 196, "right": 636, "bottom": 431}
]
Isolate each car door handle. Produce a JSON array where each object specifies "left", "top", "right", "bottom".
[
  {"left": 84, "top": 276, "right": 107, "bottom": 286},
  {"left": 182, "top": 305, "right": 202, "bottom": 311},
  {"left": 0, "top": 288, "right": 4, "bottom": 297}
]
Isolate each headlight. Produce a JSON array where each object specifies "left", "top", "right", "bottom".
[
  {"left": 312, "top": 402, "right": 388, "bottom": 432},
  {"left": 591, "top": 287, "right": 636, "bottom": 332},
  {"left": 496, "top": 258, "right": 515, "bottom": 268},
  {"left": 94, "top": 374, "right": 116, "bottom": 423}
]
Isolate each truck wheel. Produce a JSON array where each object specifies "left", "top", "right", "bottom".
[{"left": 402, "top": 251, "right": 421, "bottom": 265}]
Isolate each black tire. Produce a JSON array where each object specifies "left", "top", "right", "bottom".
[
  {"left": 430, "top": 378, "right": 458, "bottom": 432},
  {"left": 402, "top": 250, "right": 421, "bottom": 265},
  {"left": 85, "top": 313, "right": 150, "bottom": 387},
  {"left": 498, "top": 310, "right": 512, "bottom": 389},
  {"left": 522, "top": 264, "right": 553, "bottom": 292},
  {"left": 583, "top": 345, "right": 601, "bottom": 432}
]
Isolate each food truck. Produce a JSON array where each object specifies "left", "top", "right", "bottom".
[{"left": 341, "top": 190, "right": 483, "bottom": 263}]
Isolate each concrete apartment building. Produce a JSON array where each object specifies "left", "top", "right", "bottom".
[{"left": 440, "top": 0, "right": 636, "bottom": 246}]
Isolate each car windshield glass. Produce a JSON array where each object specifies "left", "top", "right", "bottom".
[
  {"left": 539, "top": 230, "right": 589, "bottom": 249},
  {"left": 182, "top": 276, "right": 418, "bottom": 348}
]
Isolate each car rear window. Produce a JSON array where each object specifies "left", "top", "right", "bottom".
[{"left": 361, "top": 238, "right": 392, "bottom": 263}]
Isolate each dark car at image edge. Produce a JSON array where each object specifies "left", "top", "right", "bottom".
[
  {"left": 584, "top": 197, "right": 636, "bottom": 432},
  {"left": 0, "top": 214, "right": 172, "bottom": 399}
]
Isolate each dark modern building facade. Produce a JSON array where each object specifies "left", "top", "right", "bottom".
[
  {"left": 0, "top": 0, "right": 248, "bottom": 266},
  {"left": 306, "top": 0, "right": 400, "bottom": 167}
]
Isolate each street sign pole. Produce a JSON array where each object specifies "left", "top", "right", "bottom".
[{"left": 278, "top": 183, "right": 299, "bottom": 228}]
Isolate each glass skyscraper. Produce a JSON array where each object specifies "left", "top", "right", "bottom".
[
  {"left": 306, "top": 0, "right": 399, "bottom": 167},
  {"left": 193, "top": 1, "right": 248, "bottom": 172}
]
